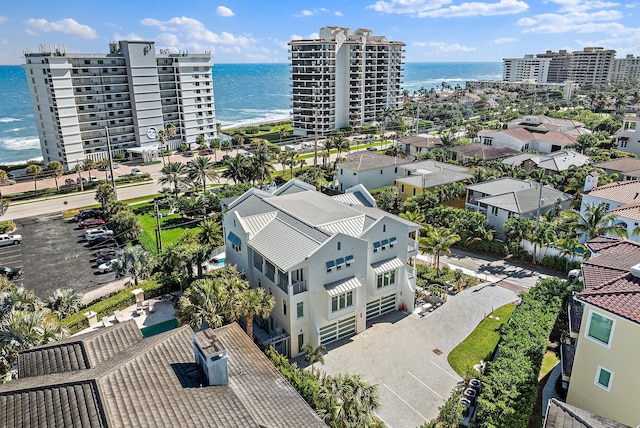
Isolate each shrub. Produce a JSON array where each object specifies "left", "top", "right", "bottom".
[{"left": 0, "top": 220, "right": 16, "bottom": 233}]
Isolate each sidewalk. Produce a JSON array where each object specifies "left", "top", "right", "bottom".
[{"left": 417, "top": 253, "right": 505, "bottom": 284}]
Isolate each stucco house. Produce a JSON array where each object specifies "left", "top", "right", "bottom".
[
  {"left": 395, "top": 160, "right": 472, "bottom": 199},
  {"left": 502, "top": 150, "right": 590, "bottom": 174},
  {"left": 334, "top": 152, "right": 412, "bottom": 192},
  {"left": 594, "top": 156, "right": 640, "bottom": 181},
  {"left": 397, "top": 135, "right": 443, "bottom": 158},
  {"left": 614, "top": 115, "right": 640, "bottom": 157},
  {"left": 465, "top": 178, "right": 573, "bottom": 236},
  {"left": 222, "top": 179, "right": 420, "bottom": 357},
  {"left": 447, "top": 143, "right": 519, "bottom": 164},
  {"left": 562, "top": 237, "right": 640, "bottom": 427}
]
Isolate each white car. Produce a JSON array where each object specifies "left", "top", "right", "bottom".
[
  {"left": 84, "top": 228, "right": 114, "bottom": 241},
  {"left": 98, "top": 259, "right": 114, "bottom": 273},
  {"left": 131, "top": 168, "right": 143, "bottom": 175},
  {"left": 0, "top": 234, "right": 22, "bottom": 247}
]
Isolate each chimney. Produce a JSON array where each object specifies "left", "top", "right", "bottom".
[
  {"left": 631, "top": 263, "right": 640, "bottom": 278},
  {"left": 193, "top": 330, "right": 228, "bottom": 386},
  {"left": 583, "top": 172, "right": 599, "bottom": 193}
]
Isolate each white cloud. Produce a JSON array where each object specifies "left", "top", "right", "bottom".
[
  {"left": 414, "top": 41, "right": 477, "bottom": 53},
  {"left": 290, "top": 34, "right": 303, "bottom": 41},
  {"left": 141, "top": 16, "right": 255, "bottom": 47},
  {"left": 24, "top": 28, "right": 38, "bottom": 36},
  {"left": 494, "top": 37, "right": 517, "bottom": 44},
  {"left": 216, "top": 6, "right": 235, "bottom": 17},
  {"left": 335, "top": 11, "right": 344, "bottom": 16},
  {"left": 0, "top": 16, "right": 7, "bottom": 24},
  {"left": 294, "top": 8, "right": 334, "bottom": 17},
  {"left": 547, "top": 0, "right": 620, "bottom": 13},
  {"left": 113, "top": 32, "right": 145, "bottom": 41},
  {"left": 517, "top": 10, "right": 624, "bottom": 33},
  {"left": 24, "top": 18, "right": 97, "bottom": 39},
  {"left": 367, "top": 0, "right": 527, "bottom": 17}
]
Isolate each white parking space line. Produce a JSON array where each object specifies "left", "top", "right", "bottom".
[
  {"left": 430, "top": 360, "right": 460, "bottom": 380},
  {"left": 383, "top": 384, "right": 428, "bottom": 423},
  {"left": 407, "top": 371, "right": 444, "bottom": 400}
]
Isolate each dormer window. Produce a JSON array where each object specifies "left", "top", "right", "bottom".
[{"left": 326, "top": 260, "right": 335, "bottom": 273}]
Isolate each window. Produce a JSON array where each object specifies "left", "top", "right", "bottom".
[
  {"left": 283, "top": 300, "right": 287, "bottom": 316},
  {"left": 326, "top": 260, "right": 335, "bottom": 273},
  {"left": 595, "top": 366, "right": 613, "bottom": 391},
  {"left": 345, "top": 255, "right": 354, "bottom": 267},
  {"left": 373, "top": 241, "right": 381, "bottom": 253},
  {"left": 336, "top": 258, "right": 345, "bottom": 270},
  {"left": 412, "top": 188, "right": 416, "bottom": 196},
  {"left": 297, "top": 302, "right": 304, "bottom": 318},
  {"left": 491, "top": 206, "right": 499, "bottom": 216},
  {"left": 331, "top": 291, "right": 353, "bottom": 312},
  {"left": 401, "top": 184, "right": 405, "bottom": 192},
  {"left": 377, "top": 270, "right": 396, "bottom": 289},
  {"left": 337, "top": 242, "right": 341, "bottom": 251},
  {"left": 298, "top": 333, "right": 304, "bottom": 353},
  {"left": 228, "top": 231, "right": 242, "bottom": 253},
  {"left": 586, "top": 311, "right": 614, "bottom": 346},
  {"left": 380, "top": 170, "right": 383, "bottom": 175},
  {"left": 383, "top": 224, "right": 386, "bottom": 233}
]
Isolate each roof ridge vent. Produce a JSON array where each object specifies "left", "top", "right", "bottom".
[{"left": 630, "top": 262, "right": 640, "bottom": 278}]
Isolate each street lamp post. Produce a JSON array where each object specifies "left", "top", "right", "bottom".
[{"left": 105, "top": 127, "right": 118, "bottom": 200}]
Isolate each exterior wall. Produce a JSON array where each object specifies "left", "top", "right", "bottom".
[
  {"left": 22, "top": 41, "right": 215, "bottom": 170},
  {"left": 481, "top": 133, "right": 526, "bottom": 151},
  {"left": 337, "top": 165, "right": 402, "bottom": 191},
  {"left": 503, "top": 55, "right": 551, "bottom": 82},
  {"left": 567, "top": 304, "right": 640, "bottom": 427},
  {"left": 568, "top": 47, "right": 615, "bottom": 85},
  {"left": 615, "top": 118, "right": 640, "bottom": 157}
]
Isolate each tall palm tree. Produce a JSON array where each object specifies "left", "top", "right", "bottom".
[
  {"left": 83, "top": 158, "right": 96, "bottom": 182},
  {"left": 209, "top": 138, "right": 221, "bottom": 162},
  {"left": 222, "top": 154, "right": 250, "bottom": 184},
  {"left": 238, "top": 287, "right": 274, "bottom": 338},
  {"left": 563, "top": 203, "right": 628, "bottom": 242},
  {"left": 113, "top": 244, "right": 155, "bottom": 286},
  {"left": 399, "top": 210, "right": 425, "bottom": 225},
  {"left": 419, "top": 226, "right": 460, "bottom": 276},
  {"left": 317, "top": 372, "right": 381, "bottom": 428},
  {"left": 187, "top": 156, "right": 219, "bottom": 193},
  {"left": 158, "top": 161, "right": 190, "bottom": 195},
  {"left": 25, "top": 164, "right": 42, "bottom": 192},
  {"left": 46, "top": 288, "right": 82, "bottom": 320},
  {"left": 45, "top": 161, "right": 63, "bottom": 191},
  {"left": 250, "top": 148, "right": 275, "bottom": 187},
  {"left": 301, "top": 343, "right": 326, "bottom": 375},
  {"left": 198, "top": 216, "right": 224, "bottom": 248},
  {"left": 157, "top": 130, "right": 168, "bottom": 165},
  {"left": 220, "top": 139, "right": 233, "bottom": 156}
]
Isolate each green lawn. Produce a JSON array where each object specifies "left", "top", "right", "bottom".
[
  {"left": 134, "top": 202, "right": 201, "bottom": 253},
  {"left": 540, "top": 349, "right": 559, "bottom": 380},
  {"left": 447, "top": 303, "right": 516, "bottom": 376}
]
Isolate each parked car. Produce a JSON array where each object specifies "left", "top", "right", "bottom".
[
  {"left": 0, "top": 234, "right": 22, "bottom": 247},
  {"left": 87, "top": 235, "right": 117, "bottom": 247},
  {"left": 73, "top": 209, "right": 103, "bottom": 222},
  {"left": 97, "top": 260, "right": 114, "bottom": 274},
  {"left": 96, "top": 253, "right": 117, "bottom": 265},
  {"left": 0, "top": 179, "right": 16, "bottom": 186},
  {"left": 93, "top": 247, "right": 119, "bottom": 258},
  {"left": 89, "top": 175, "right": 99, "bottom": 182},
  {"left": 131, "top": 168, "right": 143, "bottom": 175},
  {"left": 84, "top": 227, "right": 114, "bottom": 241},
  {"left": 0, "top": 266, "right": 22, "bottom": 280},
  {"left": 366, "top": 146, "right": 378, "bottom": 152},
  {"left": 64, "top": 178, "right": 76, "bottom": 186},
  {"left": 79, "top": 218, "right": 106, "bottom": 228}
]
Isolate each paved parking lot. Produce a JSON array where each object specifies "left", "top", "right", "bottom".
[
  {"left": 5, "top": 214, "right": 117, "bottom": 299},
  {"left": 317, "top": 284, "right": 519, "bottom": 428}
]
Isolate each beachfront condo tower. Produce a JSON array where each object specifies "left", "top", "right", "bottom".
[
  {"left": 288, "top": 27, "right": 405, "bottom": 137},
  {"left": 22, "top": 41, "right": 216, "bottom": 170}
]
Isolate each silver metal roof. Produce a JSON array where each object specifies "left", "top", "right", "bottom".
[
  {"left": 371, "top": 257, "right": 404, "bottom": 273},
  {"left": 324, "top": 276, "right": 364, "bottom": 296},
  {"left": 319, "top": 216, "right": 367, "bottom": 237},
  {"left": 269, "top": 191, "right": 362, "bottom": 226},
  {"left": 242, "top": 212, "right": 277, "bottom": 236}
]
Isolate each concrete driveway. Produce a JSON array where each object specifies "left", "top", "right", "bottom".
[{"left": 317, "top": 283, "right": 519, "bottom": 428}]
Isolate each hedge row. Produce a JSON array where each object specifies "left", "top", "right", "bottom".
[
  {"left": 476, "top": 277, "right": 569, "bottom": 428},
  {"left": 0, "top": 220, "right": 16, "bottom": 233},
  {"left": 61, "top": 277, "right": 178, "bottom": 334}
]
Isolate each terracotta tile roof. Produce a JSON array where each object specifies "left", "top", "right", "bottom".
[
  {"left": 610, "top": 201, "right": 640, "bottom": 221},
  {"left": 585, "top": 181, "right": 640, "bottom": 204},
  {"left": 578, "top": 238, "right": 640, "bottom": 323},
  {"left": 503, "top": 128, "right": 534, "bottom": 141},
  {"left": 448, "top": 143, "right": 519, "bottom": 160},
  {"left": 1, "top": 321, "right": 326, "bottom": 428},
  {"left": 585, "top": 236, "right": 624, "bottom": 253},
  {"left": 594, "top": 158, "right": 640, "bottom": 177}
]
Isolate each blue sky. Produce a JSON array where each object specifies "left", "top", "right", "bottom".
[{"left": 0, "top": 0, "right": 638, "bottom": 64}]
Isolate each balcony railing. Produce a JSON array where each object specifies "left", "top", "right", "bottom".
[
  {"left": 407, "top": 266, "right": 416, "bottom": 279},
  {"left": 408, "top": 238, "right": 417, "bottom": 253},
  {"left": 277, "top": 277, "right": 307, "bottom": 295}
]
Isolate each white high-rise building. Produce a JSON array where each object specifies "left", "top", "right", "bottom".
[
  {"left": 288, "top": 26, "right": 404, "bottom": 137},
  {"left": 609, "top": 54, "right": 640, "bottom": 82},
  {"left": 568, "top": 47, "right": 616, "bottom": 86},
  {"left": 22, "top": 41, "right": 216, "bottom": 170},
  {"left": 503, "top": 54, "right": 551, "bottom": 82}
]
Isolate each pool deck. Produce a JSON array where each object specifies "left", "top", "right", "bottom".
[{"left": 75, "top": 297, "right": 177, "bottom": 336}]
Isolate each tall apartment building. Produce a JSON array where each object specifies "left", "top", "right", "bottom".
[
  {"left": 568, "top": 47, "right": 616, "bottom": 86},
  {"left": 535, "top": 50, "right": 571, "bottom": 83},
  {"left": 503, "top": 55, "right": 551, "bottom": 82},
  {"left": 288, "top": 26, "right": 404, "bottom": 137},
  {"left": 22, "top": 41, "right": 216, "bottom": 170},
  {"left": 609, "top": 54, "right": 640, "bottom": 82}
]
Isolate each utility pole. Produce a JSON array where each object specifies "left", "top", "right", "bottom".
[
  {"left": 533, "top": 176, "right": 544, "bottom": 263},
  {"left": 154, "top": 201, "right": 163, "bottom": 253},
  {"left": 105, "top": 127, "right": 117, "bottom": 200}
]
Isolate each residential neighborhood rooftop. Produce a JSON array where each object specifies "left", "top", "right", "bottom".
[
  {"left": 396, "top": 134, "right": 443, "bottom": 148},
  {"left": 448, "top": 143, "right": 519, "bottom": 160},
  {"left": 396, "top": 169, "right": 472, "bottom": 189},
  {"left": 593, "top": 158, "right": 640, "bottom": 178},
  {"left": 475, "top": 184, "right": 572, "bottom": 214},
  {"left": 583, "top": 180, "right": 640, "bottom": 204},
  {"left": 338, "top": 152, "right": 412, "bottom": 171},
  {"left": 502, "top": 150, "right": 590, "bottom": 173}
]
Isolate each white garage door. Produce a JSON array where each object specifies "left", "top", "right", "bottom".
[
  {"left": 366, "top": 293, "right": 396, "bottom": 321},
  {"left": 319, "top": 315, "right": 357, "bottom": 345}
]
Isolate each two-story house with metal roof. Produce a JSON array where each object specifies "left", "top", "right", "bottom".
[{"left": 222, "top": 179, "right": 420, "bottom": 357}]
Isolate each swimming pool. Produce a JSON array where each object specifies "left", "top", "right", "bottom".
[{"left": 140, "top": 318, "right": 179, "bottom": 337}]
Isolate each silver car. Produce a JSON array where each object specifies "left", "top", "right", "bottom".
[{"left": 0, "top": 234, "right": 22, "bottom": 247}]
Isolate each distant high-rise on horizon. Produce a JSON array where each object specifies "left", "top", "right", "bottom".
[
  {"left": 288, "top": 26, "right": 404, "bottom": 137},
  {"left": 22, "top": 41, "right": 216, "bottom": 170}
]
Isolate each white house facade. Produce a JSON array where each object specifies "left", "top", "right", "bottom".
[
  {"left": 614, "top": 116, "right": 640, "bottom": 157},
  {"left": 222, "top": 180, "right": 420, "bottom": 357},
  {"left": 335, "top": 152, "right": 411, "bottom": 191}
]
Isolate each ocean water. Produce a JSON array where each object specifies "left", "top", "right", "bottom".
[{"left": 0, "top": 62, "right": 501, "bottom": 165}]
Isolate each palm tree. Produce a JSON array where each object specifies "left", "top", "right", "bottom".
[
  {"left": 399, "top": 210, "right": 425, "bottom": 225},
  {"left": 301, "top": 343, "right": 326, "bottom": 375},
  {"left": 220, "top": 139, "right": 233, "bottom": 156},
  {"left": 187, "top": 156, "right": 219, "bottom": 193},
  {"left": 158, "top": 161, "right": 190, "bottom": 195},
  {"left": 46, "top": 288, "right": 82, "bottom": 320},
  {"left": 317, "top": 372, "right": 381, "bottom": 428},
  {"left": 419, "top": 226, "right": 460, "bottom": 276},
  {"left": 95, "top": 182, "right": 115, "bottom": 208},
  {"left": 332, "top": 136, "right": 351, "bottom": 169},
  {"left": 199, "top": 216, "right": 224, "bottom": 248},
  {"left": 209, "top": 138, "right": 221, "bottom": 162},
  {"left": 83, "top": 158, "right": 96, "bottom": 182},
  {"left": 176, "top": 276, "right": 245, "bottom": 330},
  {"left": 113, "top": 244, "right": 154, "bottom": 286},
  {"left": 222, "top": 154, "right": 249, "bottom": 184},
  {"left": 238, "top": 287, "right": 274, "bottom": 338},
  {"left": 25, "top": 164, "right": 42, "bottom": 192},
  {"left": 157, "top": 130, "right": 168, "bottom": 165},
  {"left": 45, "top": 161, "right": 63, "bottom": 191},
  {"left": 563, "top": 203, "right": 628, "bottom": 242},
  {"left": 250, "top": 148, "right": 274, "bottom": 187}
]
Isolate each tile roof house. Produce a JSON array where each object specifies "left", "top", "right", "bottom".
[
  {"left": 562, "top": 237, "right": 640, "bottom": 427},
  {"left": 0, "top": 320, "right": 326, "bottom": 428},
  {"left": 222, "top": 179, "right": 421, "bottom": 357},
  {"left": 335, "top": 151, "right": 412, "bottom": 191},
  {"left": 543, "top": 398, "right": 629, "bottom": 428},
  {"left": 502, "top": 150, "right": 590, "bottom": 174},
  {"left": 397, "top": 135, "right": 443, "bottom": 158},
  {"left": 465, "top": 178, "right": 573, "bottom": 236},
  {"left": 395, "top": 160, "right": 472, "bottom": 199},
  {"left": 580, "top": 179, "right": 640, "bottom": 242},
  {"left": 446, "top": 143, "right": 519, "bottom": 164},
  {"left": 478, "top": 115, "right": 590, "bottom": 154},
  {"left": 593, "top": 157, "right": 640, "bottom": 181}
]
